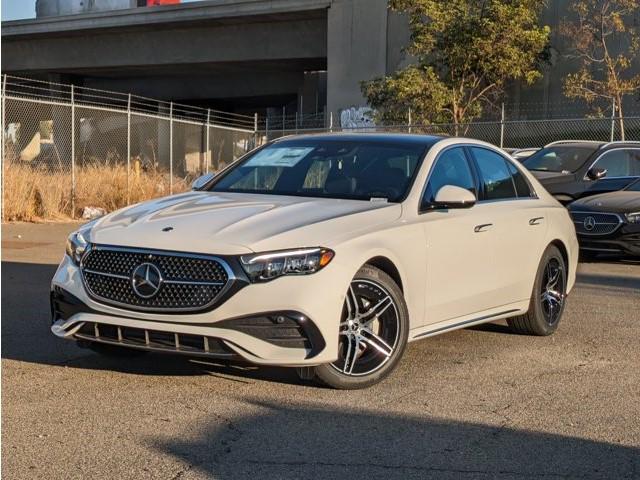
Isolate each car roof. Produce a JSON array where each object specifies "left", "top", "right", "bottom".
[
  {"left": 600, "top": 141, "right": 640, "bottom": 151},
  {"left": 544, "top": 140, "right": 604, "bottom": 149},
  {"left": 272, "top": 132, "right": 445, "bottom": 147},
  {"left": 544, "top": 140, "right": 640, "bottom": 150}
]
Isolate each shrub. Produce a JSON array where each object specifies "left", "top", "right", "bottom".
[{"left": 2, "top": 163, "right": 189, "bottom": 222}]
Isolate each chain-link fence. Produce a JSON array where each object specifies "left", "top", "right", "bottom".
[
  {"left": 1, "top": 75, "right": 257, "bottom": 221},
  {"left": 259, "top": 116, "right": 640, "bottom": 146},
  {"left": 3, "top": 74, "right": 639, "bottom": 221}
]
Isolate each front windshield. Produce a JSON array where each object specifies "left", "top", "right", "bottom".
[
  {"left": 207, "top": 139, "right": 430, "bottom": 202},
  {"left": 524, "top": 146, "right": 596, "bottom": 173}
]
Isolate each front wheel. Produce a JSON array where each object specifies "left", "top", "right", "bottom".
[
  {"left": 312, "top": 265, "right": 409, "bottom": 389},
  {"left": 507, "top": 245, "right": 567, "bottom": 336}
]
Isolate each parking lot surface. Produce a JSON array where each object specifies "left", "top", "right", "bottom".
[{"left": 2, "top": 222, "right": 639, "bottom": 479}]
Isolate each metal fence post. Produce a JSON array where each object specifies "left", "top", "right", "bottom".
[
  {"left": 127, "top": 93, "right": 131, "bottom": 204},
  {"left": 206, "top": 108, "right": 211, "bottom": 174},
  {"left": 610, "top": 98, "right": 616, "bottom": 142},
  {"left": 71, "top": 84, "right": 76, "bottom": 218},
  {"left": 169, "top": 102, "right": 173, "bottom": 194},
  {"left": 408, "top": 108, "right": 412, "bottom": 134},
  {"left": 265, "top": 117, "right": 270, "bottom": 142},
  {"left": 1, "top": 74, "right": 6, "bottom": 222},
  {"left": 500, "top": 102, "right": 505, "bottom": 149},
  {"left": 329, "top": 111, "right": 333, "bottom": 133},
  {"left": 254, "top": 112, "right": 258, "bottom": 148},
  {"left": 295, "top": 111, "right": 298, "bottom": 134}
]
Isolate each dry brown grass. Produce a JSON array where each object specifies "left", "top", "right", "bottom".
[{"left": 2, "top": 163, "right": 189, "bottom": 222}]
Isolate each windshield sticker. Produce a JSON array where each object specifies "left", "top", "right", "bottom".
[{"left": 245, "top": 147, "right": 314, "bottom": 168}]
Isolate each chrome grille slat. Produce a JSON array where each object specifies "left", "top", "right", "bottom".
[
  {"left": 571, "top": 211, "right": 623, "bottom": 236},
  {"left": 80, "top": 246, "right": 232, "bottom": 312}
]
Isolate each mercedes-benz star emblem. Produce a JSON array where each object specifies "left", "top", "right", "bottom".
[
  {"left": 131, "top": 263, "right": 163, "bottom": 298},
  {"left": 583, "top": 216, "right": 596, "bottom": 231}
]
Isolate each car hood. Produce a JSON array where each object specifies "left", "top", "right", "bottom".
[
  {"left": 87, "top": 192, "right": 402, "bottom": 254},
  {"left": 570, "top": 191, "right": 640, "bottom": 214},
  {"left": 529, "top": 170, "right": 576, "bottom": 184}
]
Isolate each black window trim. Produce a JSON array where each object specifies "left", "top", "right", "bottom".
[
  {"left": 467, "top": 146, "right": 539, "bottom": 203},
  {"left": 418, "top": 144, "right": 481, "bottom": 214}
]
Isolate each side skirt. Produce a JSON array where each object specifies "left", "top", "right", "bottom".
[{"left": 409, "top": 306, "right": 525, "bottom": 341}]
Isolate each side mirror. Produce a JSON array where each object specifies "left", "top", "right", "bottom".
[
  {"left": 587, "top": 167, "right": 607, "bottom": 181},
  {"left": 191, "top": 172, "right": 215, "bottom": 191},
  {"left": 431, "top": 185, "right": 477, "bottom": 210}
]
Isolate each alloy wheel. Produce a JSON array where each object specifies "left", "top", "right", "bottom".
[
  {"left": 540, "top": 258, "right": 565, "bottom": 326},
  {"left": 330, "top": 279, "right": 400, "bottom": 376}
]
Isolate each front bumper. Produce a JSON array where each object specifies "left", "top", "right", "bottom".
[
  {"left": 51, "top": 253, "right": 352, "bottom": 366},
  {"left": 577, "top": 224, "right": 640, "bottom": 256}
]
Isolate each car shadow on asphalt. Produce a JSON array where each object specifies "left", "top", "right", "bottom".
[
  {"left": 147, "top": 398, "right": 640, "bottom": 479},
  {"left": 579, "top": 254, "right": 640, "bottom": 267}
]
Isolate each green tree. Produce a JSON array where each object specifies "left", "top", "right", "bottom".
[
  {"left": 361, "top": 0, "right": 550, "bottom": 129},
  {"left": 562, "top": 0, "right": 640, "bottom": 141}
]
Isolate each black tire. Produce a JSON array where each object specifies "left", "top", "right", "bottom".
[
  {"left": 311, "top": 265, "right": 409, "bottom": 389},
  {"left": 84, "top": 341, "right": 148, "bottom": 358},
  {"left": 507, "top": 245, "right": 567, "bottom": 336}
]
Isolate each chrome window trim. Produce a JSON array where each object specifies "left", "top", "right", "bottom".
[
  {"left": 417, "top": 144, "right": 477, "bottom": 214},
  {"left": 468, "top": 145, "right": 540, "bottom": 203},
  {"left": 417, "top": 143, "right": 540, "bottom": 214},
  {"left": 583, "top": 147, "right": 640, "bottom": 181},
  {"left": 79, "top": 244, "right": 236, "bottom": 313}
]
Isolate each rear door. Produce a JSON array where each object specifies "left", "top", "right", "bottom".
[{"left": 468, "top": 147, "right": 548, "bottom": 305}]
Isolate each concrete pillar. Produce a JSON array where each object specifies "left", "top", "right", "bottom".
[{"left": 327, "top": 0, "right": 389, "bottom": 125}]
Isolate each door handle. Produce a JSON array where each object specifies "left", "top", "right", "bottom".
[
  {"left": 529, "top": 217, "right": 544, "bottom": 226},
  {"left": 474, "top": 223, "right": 493, "bottom": 233}
]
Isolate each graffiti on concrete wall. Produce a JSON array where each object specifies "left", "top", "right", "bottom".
[{"left": 340, "top": 107, "right": 375, "bottom": 129}]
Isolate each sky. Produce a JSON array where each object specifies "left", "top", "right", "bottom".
[
  {"left": 2, "top": 0, "right": 36, "bottom": 21},
  {"left": 1, "top": 0, "right": 202, "bottom": 21}
]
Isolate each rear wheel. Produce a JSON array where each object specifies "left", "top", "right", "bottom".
[
  {"left": 312, "top": 265, "right": 409, "bottom": 389},
  {"left": 507, "top": 245, "right": 567, "bottom": 336}
]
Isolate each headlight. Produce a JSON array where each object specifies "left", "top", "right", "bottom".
[
  {"left": 240, "top": 248, "right": 334, "bottom": 283},
  {"left": 625, "top": 212, "right": 640, "bottom": 224},
  {"left": 65, "top": 230, "right": 90, "bottom": 265}
]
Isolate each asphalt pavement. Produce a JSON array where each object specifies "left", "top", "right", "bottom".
[{"left": 2, "top": 222, "right": 639, "bottom": 479}]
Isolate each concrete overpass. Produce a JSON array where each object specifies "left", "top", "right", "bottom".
[{"left": 1, "top": 0, "right": 408, "bottom": 119}]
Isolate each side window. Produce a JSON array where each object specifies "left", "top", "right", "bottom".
[
  {"left": 471, "top": 147, "right": 517, "bottom": 200},
  {"left": 593, "top": 150, "right": 640, "bottom": 177},
  {"left": 505, "top": 160, "right": 535, "bottom": 198},
  {"left": 422, "top": 147, "right": 475, "bottom": 207}
]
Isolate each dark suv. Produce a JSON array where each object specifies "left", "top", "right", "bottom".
[{"left": 522, "top": 140, "right": 640, "bottom": 204}]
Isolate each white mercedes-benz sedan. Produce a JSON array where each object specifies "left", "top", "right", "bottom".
[{"left": 51, "top": 134, "right": 578, "bottom": 389}]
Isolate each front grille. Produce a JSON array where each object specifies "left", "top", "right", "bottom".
[
  {"left": 571, "top": 211, "right": 622, "bottom": 236},
  {"left": 75, "top": 322, "right": 236, "bottom": 358},
  {"left": 81, "top": 246, "right": 231, "bottom": 312}
]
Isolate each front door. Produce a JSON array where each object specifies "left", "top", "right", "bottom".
[{"left": 421, "top": 146, "right": 498, "bottom": 324}]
